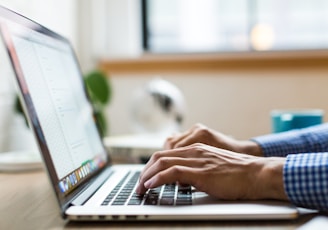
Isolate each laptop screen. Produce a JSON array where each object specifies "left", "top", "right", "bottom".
[{"left": 0, "top": 6, "right": 108, "bottom": 201}]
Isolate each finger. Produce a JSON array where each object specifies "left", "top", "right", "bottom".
[
  {"left": 140, "top": 144, "right": 204, "bottom": 180},
  {"left": 165, "top": 124, "right": 206, "bottom": 149},
  {"left": 137, "top": 145, "right": 208, "bottom": 194},
  {"left": 143, "top": 165, "right": 198, "bottom": 190},
  {"left": 164, "top": 135, "right": 179, "bottom": 149},
  {"left": 167, "top": 124, "right": 209, "bottom": 149},
  {"left": 139, "top": 156, "right": 204, "bottom": 188},
  {"left": 164, "top": 130, "right": 192, "bottom": 149},
  {"left": 136, "top": 181, "right": 149, "bottom": 195},
  {"left": 171, "top": 134, "right": 201, "bottom": 149}
]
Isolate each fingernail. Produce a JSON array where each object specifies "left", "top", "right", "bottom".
[{"left": 144, "top": 179, "right": 153, "bottom": 188}]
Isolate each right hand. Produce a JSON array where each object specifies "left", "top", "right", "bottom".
[
  {"left": 137, "top": 143, "right": 286, "bottom": 201},
  {"left": 164, "top": 123, "right": 263, "bottom": 156}
]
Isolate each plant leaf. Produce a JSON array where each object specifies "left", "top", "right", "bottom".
[{"left": 84, "top": 70, "right": 111, "bottom": 105}]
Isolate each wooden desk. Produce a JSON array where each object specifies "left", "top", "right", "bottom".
[{"left": 0, "top": 170, "right": 326, "bottom": 230}]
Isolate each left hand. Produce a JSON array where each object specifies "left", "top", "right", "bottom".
[{"left": 164, "top": 123, "right": 263, "bottom": 156}]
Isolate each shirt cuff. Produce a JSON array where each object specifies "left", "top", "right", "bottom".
[
  {"left": 252, "top": 129, "right": 310, "bottom": 157},
  {"left": 252, "top": 123, "right": 328, "bottom": 157},
  {"left": 283, "top": 153, "right": 328, "bottom": 211}
]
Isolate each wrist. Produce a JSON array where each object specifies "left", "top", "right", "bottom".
[
  {"left": 255, "top": 157, "right": 288, "bottom": 200},
  {"left": 238, "top": 140, "right": 263, "bottom": 157}
]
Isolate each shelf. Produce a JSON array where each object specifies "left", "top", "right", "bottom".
[{"left": 99, "top": 50, "right": 328, "bottom": 75}]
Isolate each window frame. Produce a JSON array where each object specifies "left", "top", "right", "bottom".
[
  {"left": 141, "top": 0, "right": 328, "bottom": 54},
  {"left": 141, "top": 0, "right": 149, "bottom": 51}
]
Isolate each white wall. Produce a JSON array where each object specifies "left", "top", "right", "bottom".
[
  {"left": 75, "top": 1, "right": 328, "bottom": 139},
  {"left": 107, "top": 68, "right": 328, "bottom": 140},
  {"left": 0, "top": 1, "right": 78, "bottom": 151},
  {"left": 77, "top": 0, "right": 142, "bottom": 72},
  {"left": 0, "top": 0, "right": 78, "bottom": 47}
]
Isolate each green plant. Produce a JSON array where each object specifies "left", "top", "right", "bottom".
[
  {"left": 14, "top": 95, "right": 28, "bottom": 126},
  {"left": 15, "top": 69, "right": 111, "bottom": 137},
  {"left": 84, "top": 70, "right": 112, "bottom": 137}
]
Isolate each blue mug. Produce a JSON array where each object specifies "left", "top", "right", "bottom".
[{"left": 271, "top": 109, "right": 324, "bottom": 133}]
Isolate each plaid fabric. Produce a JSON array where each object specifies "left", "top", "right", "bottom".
[
  {"left": 253, "top": 123, "right": 328, "bottom": 157},
  {"left": 252, "top": 123, "right": 328, "bottom": 211},
  {"left": 284, "top": 153, "right": 328, "bottom": 211}
]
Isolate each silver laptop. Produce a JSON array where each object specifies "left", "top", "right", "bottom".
[{"left": 0, "top": 6, "right": 298, "bottom": 221}]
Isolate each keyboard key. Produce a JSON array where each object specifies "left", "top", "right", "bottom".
[
  {"left": 102, "top": 172, "right": 193, "bottom": 207},
  {"left": 176, "top": 200, "right": 192, "bottom": 205},
  {"left": 144, "top": 197, "right": 158, "bottom": 205},
  {"left": 159, "top": 198, "right": 174, "bottom": 205},
  {"left": 128, "top": 199, "right": 143, "bottom": 205}
]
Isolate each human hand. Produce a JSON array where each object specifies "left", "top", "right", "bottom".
[
  {"left": 136, "top": 143, "right": 288, "bottom": 201},
  {"left": 165, "top": 123, "right": 263, "bottom": 156}
]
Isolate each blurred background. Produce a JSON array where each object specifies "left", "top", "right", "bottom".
[{"left": 1, "top": 0, "right": 328, "bottom": 152}]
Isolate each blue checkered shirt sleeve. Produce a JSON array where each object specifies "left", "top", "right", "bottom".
[{"left": 252, "top": 123, "right": 328, "bottom": 211}]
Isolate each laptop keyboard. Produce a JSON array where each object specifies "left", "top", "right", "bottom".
[{"left": 101, "top": 171, "right": 192, "bottom": 206}]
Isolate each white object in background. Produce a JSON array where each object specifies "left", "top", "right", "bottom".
[
  {"left": 130, "top": 78, "right": 186, "bottom": 136},
  {"left": 103, "top": 133, "right": 165, "bottom": 163},
  {"left": 0, "top": 150, "right": 42, "bottom": 172},
  {"left": 0, "top": 101, "right": 13, "bottom": 152},
  {"left": 8, "top": 114, "right": 38, "bottom": 152},
  {"left": 0, "top": 30, "right": 15, "bottom": 152},
  {"left": 0, "top": 33, "right": 39, "bottom": 168}
]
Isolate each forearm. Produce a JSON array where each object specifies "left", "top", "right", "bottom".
[
  {"left": 237, "top": 140, "right": 263, "bottom": 157},
  {"left": 252, "top": 123, "right": 328, "bottom": 157}
]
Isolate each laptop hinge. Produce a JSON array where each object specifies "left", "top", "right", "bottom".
[{"left": 71, "top": 167, "right": 113, "bottom": 206}]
